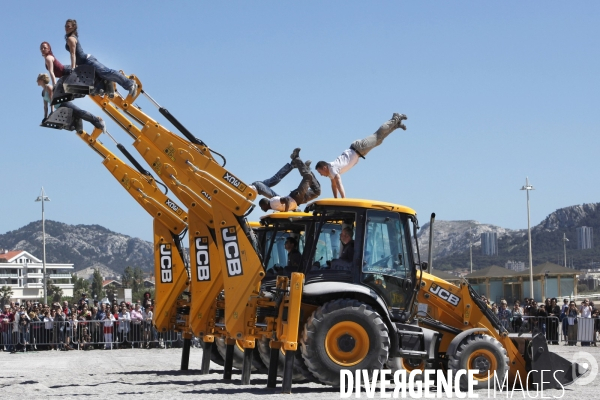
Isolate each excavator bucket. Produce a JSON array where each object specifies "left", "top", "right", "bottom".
[
  {"left": 63, "top": 65, "right": 95, "bottom": 95},
  {"left": 528, "top": 333, "right": 587, "bottom": 389},
  {"left": 41, "top": 107, "right": 73, "bottom": 130},
  {"left": 41, "top": 107, "right": 82, "bottom": 132},
  {"left": 51, "top": 76, "right": 85, "bottom": 106}
]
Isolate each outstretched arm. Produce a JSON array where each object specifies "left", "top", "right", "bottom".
[
  {"left": 47, "top": 86, "right": 54, "bottom": 114},
  {"left": 330, "top": 179, "right": 338, "bottom": 198},
  {"left": 333, "top": 174, "right": 346, "bottom": 198},
  {"left": 67, "top": 36, "right": 77, "bottom": 69}
]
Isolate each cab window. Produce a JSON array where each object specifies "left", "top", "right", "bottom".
[
  {"left": 264, "top": 231, "right": 305, "bottom": 271},
  {"left": 312, "top": 223, "right": 342, "bottom": 267},
  {"left": 361, "top": 210, "right": 411, "bottom": 309}
]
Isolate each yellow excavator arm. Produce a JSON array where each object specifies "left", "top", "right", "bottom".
[{"left": 75, "top": 127, "right": 190, "bottom": 332}]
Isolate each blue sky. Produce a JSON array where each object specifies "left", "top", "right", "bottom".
[{"left": 1, "top": 1, "right": 599, "bottom": 242}]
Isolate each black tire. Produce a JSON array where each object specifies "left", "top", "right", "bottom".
[
  {"left": 257, "top": 337, "right": 315, "bottom": 381},
  {"left": 199, "top": 340, "right": 225, "bottom": 366},
  {"left": 300, "top": 298, "right": 389, "bottom": 386},
  {"left": 215, "top": 337, "right": 267, "bottom": 372},
  {"left": 448, "top": 334, "right": 509, "bottom": 390}
]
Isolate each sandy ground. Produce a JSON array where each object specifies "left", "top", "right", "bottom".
[{"left": 0, "top": 344, "right": 598, "bottom": 399}]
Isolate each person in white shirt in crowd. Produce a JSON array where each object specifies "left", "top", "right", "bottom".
[
  {"left": 143, "top": 306, "right": 154, "bottom": 348},
  {"left": 102, "top": 308, "right": 115, "bottom": 350},
  {"left": 117, "top": 304, "right": 131, "bottom": 346},
  {"left": 43, "top": 309, "right": 55, "bottom": 350},
  {"left": 579, "top": 299, "right": 593, "bottom": 346},
  {"left": 315, "top": 113, "right": 408, "bottom": 198},
  {"left": 259, "top": 152, "right": 320, "bottom": 212},
  {"left": 130, "top": 304, "right": 144, "bottom": 347}
]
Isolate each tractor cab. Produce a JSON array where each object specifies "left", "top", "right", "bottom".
[
  {"left": 302, "top": 198, "right": 421, "bottom": 319},
  {"left": 256, "top": 211, "right": 312, "bottom": 274}
]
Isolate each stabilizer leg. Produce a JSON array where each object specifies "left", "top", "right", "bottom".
[
  {"left": 180, "top": 334, "right": 191, "bottom": 371},
  {"left": 223, "top": 341, "right": 235, "bottom": 380},
  {"left": 267, "top": 344, "right": 279, "bottom": 388},
  {"left": 241, "top": 347, "right": 254, "bottom": 385},
  {"left": 281, "top": 350, "right": 295, "bottom": 393},
  {"left": 200, "top": 340, "right": 212, "bottom": 375}
]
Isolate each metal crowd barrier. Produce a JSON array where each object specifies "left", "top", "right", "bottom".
[
  {"left": 560, "top": 316, "right": 600, "bottom": 346},
  {"left": 1, "top": 320, "right": 182, "bottom": 352},
  {"left": 494, "top": 314, "right": 600, "bottom": 346}
]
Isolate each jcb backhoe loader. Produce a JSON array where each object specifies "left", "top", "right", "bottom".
[
  {"left": 57, "top": 67, "right": 585, "bottom": 392},
  {"left": 61, "top": 70, "right": 305, "bottom": 390},
  {"left": 42, "top": 109, "right": 194, "bottom": 367},
  {"left": 253, "top": 205, "right": 586, "bottom": 389}
]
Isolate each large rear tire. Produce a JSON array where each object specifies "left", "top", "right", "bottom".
[
  {"left": 300, "top": 298, "right": 389, "bottom": 386},
  {"left": 257, "top": 337, "right": 314, "bottom": 381},
  {"left": 448, "top": 334, "right": 509, "bottom": 390},
  {"left": 215, "top": 337, "right": 267, "bottom": 372}
]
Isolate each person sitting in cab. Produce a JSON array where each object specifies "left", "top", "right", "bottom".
[{"left": 330, "top": 227, "right": 354, "bottom": 271}]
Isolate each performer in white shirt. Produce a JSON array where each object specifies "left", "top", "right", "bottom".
[{"left": 315, "top": 113, "right": 407, "bottom": 198}]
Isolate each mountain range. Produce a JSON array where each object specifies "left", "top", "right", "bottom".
[
  {"left": 1, "top": 203, "right": 599, "bottom": 276},
  {"left": 0, "top": 220, "right": 153, "bottom": 278},
  {"left": 418, "top": 203, "right": 600, "bottom": 271}
]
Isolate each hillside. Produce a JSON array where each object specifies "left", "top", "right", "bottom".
[
  {"left": 427, "top": 203, "right": 600, "bottom": 271},
  {"left": 0, "top": 220, "right": 153, "bottom": 275},
  {"left": 1, "top": 202, "right": 599, "bottom": 275}
]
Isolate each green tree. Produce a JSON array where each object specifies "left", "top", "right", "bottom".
[
  {"left": 0, "top": 286, "right": 14, "bottom": 307},
  {"left": 72, "top": 273, "right": 90, "bottom": 294},
  {"left": 132, "top": 266, "right": 144, "bottom": 293},
  {"left": 91, "top": 269, "right": 105, "bottom": 299},
  {"left": 48, "top": 284, "right": 63, "bottom": 303},
  {"left": 122, "top": 266, "right": 134, "bottom": 288}
]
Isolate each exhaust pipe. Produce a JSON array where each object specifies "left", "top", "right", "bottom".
[{"left": 427, "top": 213, "right": 435, "bottom": 272}]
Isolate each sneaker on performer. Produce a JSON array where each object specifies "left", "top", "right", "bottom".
[
  {"left": 391, "top": 112, "right": 408, "bottom": 130},
  {"left": 128, "top": 81, "right": 138, "bottom": 98},
  {"left": 290, "top": 147, "right": 301, "bottom": 160}
]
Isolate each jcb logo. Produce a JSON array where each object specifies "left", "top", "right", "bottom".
[
  {"left": 429, "top": 283, "right": 460, "bottom": 306},
  {"left": 222, "top": 227, "right": 243, "bottom": 277},
  {"left": 160, "top": 244, "right": 173, "bottom": 283},
  {"left": 223, "top": 172, "right": 247, "bottom": 192},
  {"left": 165, "top": 198, "right": 183, "bottom": 215},
  {"left": 195, "top": 237, "right": 210, "bottom": 281}
]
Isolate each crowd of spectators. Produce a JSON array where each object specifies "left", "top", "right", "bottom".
[
  {"left": 478, "top": 295, "right": 600, "bottom": 346},
  {"left": 0, "top": 292, "right": 156, "bottom": 353}
]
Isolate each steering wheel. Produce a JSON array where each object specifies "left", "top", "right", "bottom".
[{"left": 371, "top": 255, "right": 392, "bottom": 268}]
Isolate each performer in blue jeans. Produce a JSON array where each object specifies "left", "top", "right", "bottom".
[
  {"left": 64, "top": 19, "right": 138, "bottom": 98},
  {"left": 250, "top": 148, "right": 308, "bottom": 199},
  {"left": 38, "top": 73, "right": 105, "bottom": 132}
]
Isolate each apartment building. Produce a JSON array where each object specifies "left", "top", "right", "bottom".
[{"left": 0, "top": 250, "right": 74, "bottom": 301}]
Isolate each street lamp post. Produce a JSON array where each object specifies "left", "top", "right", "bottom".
[
  {"left": 521, "top": 178, "right": 534, "bottom": 301},
  {"left": 469, "top": 227, "right": 473, "bottom": 273},
  {"left": 35, "top": 187, "right": 50, "bottom": 305},
  {"left": 563, "top": 233, "right": 569, "bottom": 269}
]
